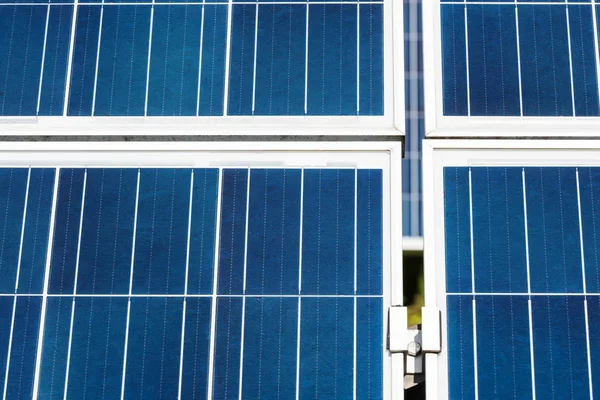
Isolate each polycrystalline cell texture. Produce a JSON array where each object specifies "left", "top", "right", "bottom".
[
  {"left": 441, "top": 2, "right": 600, "bottom": 116},
  {"left": 0, "top": 1, "right": 384, "bottom": 116},
  {"left": 0, "top": 5, "right": 72, "bottom": 116},
  {"left": 0, "top": 167, "right": 383, "bottom": 399},
  {"left": 443, "top": 166, "right": 600, "bottom": 400}
]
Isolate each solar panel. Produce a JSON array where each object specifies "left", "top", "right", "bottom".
[
  {"left": 403, "top": 0, "right": 423, "bottom": 239},
  {"left": 0, "top": 1, "right": 384, "bottom": 117},
  {"left": 440, "top": 1, "right": 600, "bottom": 117},
  {"left": 441, "top": 165, "right": 600, "bottom": 399},
  {"left": 0, "top": 166, "right": 384, "bottom": 399}
]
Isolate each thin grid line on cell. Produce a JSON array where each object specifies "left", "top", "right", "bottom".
[
  {"left": 36, "top": 5, "right": 51, "bottom": 116},
  {"left": 295, "top": 168, "right": 304, "bottom": 400},
  {"left": 62, "top": 169, "right": 88, "bottom": 400},
  {"left": 32, "top": 169, "right": 60, "bottom": 400},
  {"left": 177, "top": 169, "right": 195, "bottom": 399},
  {"left": 575, "top": 168, "right": 594, "bottom": 398},
  {"left": 304, "top": 1, "right": 309, "bottom": 114},
  {"left": 251, "top": 3, "right": 259, "bottom": 114},
  {"left": 119, "top": 168, "right": 140, "bottom": 400},
  {"left": 206, "top": 168, "right": 223, "bottom": 400},
  {"left": 564, "top": 1, "right": 577, "bottom": 117},
  {"left": 63, "top": 0, "right": 80, "bottom": 116},
  {"left": 237, "top": 168, "right": 251, "bottom": 400},
  {"left": 144, "top": 0, "right": 156, "bottom": 116},
  {"left": 467, "top": 168, "right": 478, "bottom": 400},
  {"left": 352, "top": 168, "right": 357, "bottom": 400},
  {"left": 90, "top": 1, "right": 104, "bottom": 116},
  {"left": 514, "top": 0, "right": 524, "bottom": 116},
  {"left": 222, "top": 0, "right": 234, "bottom": 115},
  {"left": 520, "top": 168, "right": 537, "bottom": 400},
  {"left": 2, "top": 168, "right": 30, "bottom": 400}
]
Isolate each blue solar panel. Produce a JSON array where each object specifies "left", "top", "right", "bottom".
[
  {"left": 443, "top": 166, "right": 600, "bottom": 399},
  {"left": 403, "top": 0, "right": 423, "bottom": 238},
  {"left": 0, "top": 166, "right": 383, "bottom": 399},
  {"left": 0, "top": 1, "right": 383, "bottom": 116},
  {"left": 440, "top": 1, "right": 600, "bottom": 117}
]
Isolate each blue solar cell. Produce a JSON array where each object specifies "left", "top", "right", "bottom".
[
  {"left": 78, "top": 168, "right": 138, "bottom": 295},
  {"left": 440, "top": 4, "right": 469, "bottom": 116},
  {"left": 38, "top": 5, "right": 73, "bottom": 116},
  {"left": 124, "top": 297, "right": 184, "bottom": 399},
  {"left": 531, "top": 295, "right": 590, "bottom": 399},
  {"left": 525, "top": 167, "right": 582, "bottom": 293},
  {"left": 94, "top": 5, "right": 151, "bottom": 116},
  {"left": 197, "top": 4, "right": 228, "bottom": 116},
  {"left": 18, "top": 168, "right": 55, "bottom": 294},
  {"left": 133, "top": 168, "right": 191, "bottom": 294},
  {"left": 307, "top": 4, "right": 357, "bottom": 115},
  {"left": 246, "top": 169, "right": 301, "bottom": 295},
  {"left": 578, "top": 167, "right": 600, "bottom": 293},
  {"left": 471, "top": 168, "right": 527, "bottom": 293},
  {"left": 253, "top": 4, "right": 307, "bottom": 115},
  {"left": 67, "top": 5, "right": 101, "bottom": 116},
  {"left": 299, "top": 297, "right": 354, "bottom": 399},
  {"left": 357, "top": 169, "right": 383, "bottom": 295},
  {"left": 227, "top": 4, "right": 257, "bottom": 116},
  {"left": 443, "top": 167, "right": 472, "bottom": 293},
  {"left": 302, "top": 169, "right": 354, "bottom": 295},
  {"left": 37, "top": 296, "right": 73, "bottom": 400},
  {"left": 586, "top": 296, "right": 600, "bottom": 396},
  {"left": 446, "top": 295, "right": 475, "bottom": 400},
  {"left": 5, "top": 296, "right": 42, "bottom": 400},
  {"left": 475, "top": 295, "right": 532, "bottom": 400},
  {"left": 518, "top": 5, "right": 573, "bottom": 116},
  {"left": 359, "top": 3, "right": 384, "bottom": 116},
  {"left": 217, "top": 169, "right": 248, "bottom": 295},
  {"left": 0, "top": 168, "right": 29, "bottom": 294},
  {"left": 568, "top": 5, "right": 600, "bottom": 116},
  {"left": 0, "top": 297, "right": 13, "bottom": 393},
  {"left": 49, "top": 169, "right": 85, "bottom": 295},
  {"left": 466, "top": 5, "right": 520, "bottom": 116},
  {"left": 187, "top": 168, "right": 219, "bottom": 295},
  {"left": 241, "top": 297, "right": 298, "bottom": 399},
  {"left": 213, "top": 296, "right": 243, "bottom": 399},
  {"left": 147, "top": 5, "right": 202, "bottom": 116},
  {"left": 66, "top": 296, "right": 128, "bottom": 399},
  {"left": 356, "top": 297, "right": 383, "bottom": 399},
  {"left": 180, "top": 297, "right": 212, "bottom": 398},
  {"left": 0, "top": 5, "right": 47, "bottom": 116}
]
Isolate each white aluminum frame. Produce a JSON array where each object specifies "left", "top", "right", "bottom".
[
  {"left": 422, "top": 139, "right": 600, "bottom": 400},
  {"left": 422, "top": 0, "right": 600, "bottom": 137},
  {"left": 0, "top": 0, "right": 404, "bottom": 135},
  {"left": 0, "top": 140, "right": 404, "bottom": 400}
]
